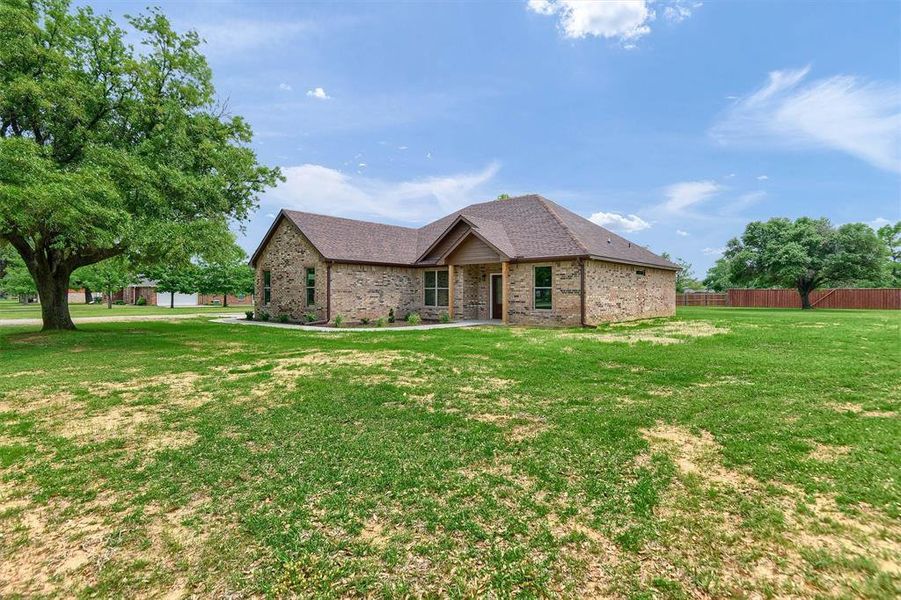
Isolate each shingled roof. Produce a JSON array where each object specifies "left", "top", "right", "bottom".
[{"left": 251, "top": 194, "right": 678, "bottom": 270}]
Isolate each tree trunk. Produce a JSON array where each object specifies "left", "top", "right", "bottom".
[
  {"left": 170, "top": 292, "right": 174, "bottom": 309},
  {"left": 222, "top": 294, "right": 228, "bottom": 307},
  {"left": 799, "top": 289, "right": 812, "bottom": 309},
  {"left": 106, "top": 287, "right": 113, "bottom": 308},
  {"left": 34, "top": 270, "right": 76, "bottom": 331},
  {"left": 84, "top": 288, "right": 93, "bottom": 303}
]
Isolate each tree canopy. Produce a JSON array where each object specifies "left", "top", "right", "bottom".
[
  {"left": 0, "top": 250, "right": 37, "bottom": 297},
  {"left": 702, "top": 257, "right": 739, "bottom": 292},
  {"left": 196, "top": 257, "right": 254, "bottom": 306},
  {"left": 717, "top": 217, "right": 887, "bottom": 308},
  {"left": 0, "top": 0, "right": 281, "bottom": 329},
  {"left": 876, "top": 221, "right": 900, "bottom": 287},
  {"left": 73, "top": 256, "right": 136, "bottom": 308},
  {"left": 661, "top": 253, "right": 703, "bottom": 292}
]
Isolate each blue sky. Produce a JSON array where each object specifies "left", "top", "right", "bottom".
[{"left": 90, "top": 1, "right": 900, "bottom": 274}]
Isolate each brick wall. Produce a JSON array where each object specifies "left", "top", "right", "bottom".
[
  {"left": 456, "top": 263, "right": 500, "bottom": 320},
  {"left": 198, "top": 293, "right": 253, "bottom": 306},
  {"left": 254, "top": 218, "right": 675, "bottom": 325},
  {"left": 330, "top": 263, "right": 420, "bottom": 322},
  {"left": 254, "top": 219, "right": 327, "bottom": 321},
  {"left": 583, "top": 260, "right": 675, "bottom": 325},
  {"left": 507, "top": 260, "right": 582, "bottom": 326}
]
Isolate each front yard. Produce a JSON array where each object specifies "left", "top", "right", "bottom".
[
  {"left": 0, "top": 308, "right": 898, "bottom": 598},
  {"left": 0, "top": 299, "right": 248, "bottom": 321}
]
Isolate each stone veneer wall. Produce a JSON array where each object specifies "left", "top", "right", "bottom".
[
  {"left": 254, "top": 219, "right": 327, "bottom": 321},
  {"left": 329, "top": 263, "right": 420, "bottom": 322},
  {"left": 507, "top": 260, "right": 582, "bottom": 326},
  {"left": 583, "top": 259, "right": 675, "bottom": 325}
]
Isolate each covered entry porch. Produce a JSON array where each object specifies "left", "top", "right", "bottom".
[
  {"left": 417, "top": 214, "right": 514, "bottom": 323},
  {"left": 446, "top": 262, "right": 509, "bottom": 322}
]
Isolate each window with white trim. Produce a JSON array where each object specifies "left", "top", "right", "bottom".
[
  {"left": 263, "top": 270, "right": 272, "bottom": 304},
  {"left": 534, "top": 266, "right": 552, "bottom": 309},
  {"left": 305, "top": 268, "right": 315, "bottom": 305},
  {"left": 424, "top": 270, "right": 449, "bottom": 307}
]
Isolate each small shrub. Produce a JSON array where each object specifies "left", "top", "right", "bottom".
[
  {"left": 245, "top": 311, "right": 254, "bottom": 320},
  {"left": 258, "top": 311, "right": 270, "bottom": 321},
  {"left": 334, "top": 314, "right": 344, "bottom": 328},
  {"left": 360, "top": 317, "right": 370, "bottom": 325},
  {"left": 439, "top": 311, "right": 450, "bottom": 324},
  {"left": 406, "top": 312, "right": 422, "bottom": 326},
  {"left": 114, "top": 300, "right": 125, "bottom": 305},
  {"left": 375, "top": 317, "right": 386, "bottom": 328},
  {"left": 278, "top": 314, "right": 290, "bottom": 323},
  {"left": 304, "top": 311, "right": 318, "bottom": 323},
  {"left": 387, "top": 308, "right": 395, "bottom": 323},
  {"left": 135, "top": 297, "right": 147, "bottom": 306}
]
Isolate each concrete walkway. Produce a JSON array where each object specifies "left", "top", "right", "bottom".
[
  {"left": 212, "top": 317, "right": 499, "bottom": 332},
  {"left": 0, "top": 312, "right": 241, "bottom": 328}
]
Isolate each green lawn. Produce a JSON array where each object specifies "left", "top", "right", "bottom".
[
  {"left": 0, "top": 308, "right": 898, "bottom": 598},
  {"left": 0, "top": 298, "right": 248, "bottom": 320}
]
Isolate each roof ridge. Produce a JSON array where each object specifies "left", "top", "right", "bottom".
[
  {"left": 283, "top": 209, "right": 419, "bottom": 231},
  {"left": 534, "top": 196, "right": 590, "bottom": 255}
]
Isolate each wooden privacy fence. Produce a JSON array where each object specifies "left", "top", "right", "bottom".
[
  {"left": 676, "top": 293, "right": 727, "bottom": 306},
  {"left": 727, "top": 288, "right": 901, "bottom": 309}
]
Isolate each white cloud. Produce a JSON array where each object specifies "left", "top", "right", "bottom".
[
  {"left": 265, "top": 213, "right": 276, "bottom": 219},
  {"left": 265, "top": 162, "right": 501, "bottom": 223},
  {"left": 868, "top": 217, "right": 893, "bottom": 229},
  {"left": 527, "top": 1, "right": 698, "bottom": 43},
  {"left": 702, "top": 246, "right": 727, "bottom": 256},
  {"left": 676, "top": 229, "right": 689, "bottom": 236},
  {"left": 588, "top": 211, "right": 651, "bottom": 232},
  {"left": 664, "top": 1, "right": 702, "bottom": 23},
  {"left": 193, "top": 20, "right": 313, "bottom": 56},
  {"left": 662, "top": 180, "right": 722, "bottom": 212},
  {"left": 278, "top": 83, "right": 292, "bottom": 91},
  {"left": 306, "top": 87, "right": 331, "bottom": 100},
  {"left": 720, "top": 190, "right": 767, "bottom": 215},
  {"left": 756, "top": 174, "right": 769, "bottom": 180},
  {"left": 711, "top": 66, "right": 901, "bottom": 173}
]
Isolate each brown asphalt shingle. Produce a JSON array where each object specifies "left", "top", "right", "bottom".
[{"left": 255, "top": 195, "right": 677, "bottom": 270}]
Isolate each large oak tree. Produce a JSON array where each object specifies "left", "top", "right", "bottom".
[
  {"left": 723, "top": 217, "right": 887, "bottom": 308},
  {"left": 0, "top": 0, "right": 281, "bottom": 329}
]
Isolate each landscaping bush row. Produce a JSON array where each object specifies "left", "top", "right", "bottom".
[{"left": 244, "top": 308, "right": 451, "bottom": 327}]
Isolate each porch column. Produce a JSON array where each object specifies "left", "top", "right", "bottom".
[
  {"left": 501, "top": 261, "right": 509, "bottom": 324},
  {"left": 447, "top": 263, "right": 455, "bottom": 320}
]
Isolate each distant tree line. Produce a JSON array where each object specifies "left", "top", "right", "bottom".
[
  {"left": 700, "top": 218, "right": 899, "bottom": 309},
  {"left": 0, "top": 241, "right": 255, "bottom": 308}
]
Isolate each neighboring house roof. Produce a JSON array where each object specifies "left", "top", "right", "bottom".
[{"left": 251, "top": 194, "right": 678, "bottom": 270}]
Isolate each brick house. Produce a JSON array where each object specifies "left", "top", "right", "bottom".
[{"left": 250, "top": 194, "right": 678, "bottom": 326}]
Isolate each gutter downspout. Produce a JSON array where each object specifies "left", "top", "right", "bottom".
[
  {"left": 326, "top": 262, "right": 332, "bottom": 323},
  {"left": 579, "top": 257, "right": 586, "bottom": 327}
]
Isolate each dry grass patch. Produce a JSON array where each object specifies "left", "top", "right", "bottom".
[
  {"left": 563, "top": 320, "right": 730, "bottom": 345},
  {"left": 694, "top": 375, "right": 754, "bottom": 388},
  {"left": 0, "top": 487, "right": 118, "bottom": 597},
  {"left": 0, "top": 487, "right": 217, "bottom": 598},
  {"left": 825, "top": 402, "right": 898, "bottom": 418},
  {"left": 807, "top": 443, "right": 852, "bottom": 462},
  {"left": 637, "top": 422, "right": 901, "bottom": 597},
  {"left": 468, "top": 412, "right": 548, "bottom": 441}
]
